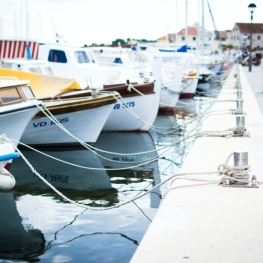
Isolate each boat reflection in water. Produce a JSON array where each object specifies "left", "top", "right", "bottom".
[
  {"left": 0, "top": 192, "right": 45, "bottom": 262},
  {"left": 4, "top": 132, "right": 161, "bottom": 262},
  {"left": 95, "top": 132, "right": 161, "bottom": 208}
]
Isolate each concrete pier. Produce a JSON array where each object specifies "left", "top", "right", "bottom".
[{"left": 131, "top": 65, "right": 263, "bottom": 263}]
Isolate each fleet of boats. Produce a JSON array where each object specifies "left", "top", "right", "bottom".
[{"left": 0, "top": 40, "right": 233, "bottom": 174}]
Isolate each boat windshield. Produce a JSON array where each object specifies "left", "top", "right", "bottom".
[
  {"left": 2, "top": 63, "right": 12, "bottom": 69},
  {"left": 74, "top": 51, "right": 90, "bottom": 64},
  {"left": 43, "top": 66, "right": 54, "bottom": 75},
  {"left": 0, "top": 87, "right": 23, "bottom": 105},
  {"left": 21, "top": 86, "right": 35, "bottom": 100},
  {"left": 29, "top": 67, "right": 42, "bottom": 74}
]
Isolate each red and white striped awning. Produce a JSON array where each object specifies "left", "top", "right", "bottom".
[{"left": 0, "top": 40, "right": 39, "bottom": 66}]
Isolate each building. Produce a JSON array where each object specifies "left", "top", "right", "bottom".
[
  {"left": 156, "top": 33, "right": 176, "bottom": 44},
  {"left": 177, "top": 26, "right": 214, "bottom": 48},
  {"left": 230, "top": 23, "right": 263, "bottom": 50},
  {"left": 156, "top": 26, "right": 214, "bottom": 49}
]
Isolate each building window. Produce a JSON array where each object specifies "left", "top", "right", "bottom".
[
  {"left": 48, "top": 50, "right": 67, "bottom": 63},
  {"left": 247, "top": 36, "right": 250, "bottom": 40},
  {"left": 258, "top": 35, "right": 261, "bottom": 40},
  {"left": 182, "top": 36, "right": 185, "bottom": 41},
  {"left": 193, "top": 37, "right": 196, "bottom": 41}
]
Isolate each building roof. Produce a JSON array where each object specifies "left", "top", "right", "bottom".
[
  {"left": 235, "top": 23, "right": 263, "bottom": 33},
  {"left": 177, "top": 27, "right": 198, "bottom": 36},
  {"left": 157, "top": 33, "right": 176, "bottom": 41},
  {"left": 218, "top": 31, "right": 227, "bottom": 39}
]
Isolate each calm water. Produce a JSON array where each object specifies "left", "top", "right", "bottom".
[{"left": 0, "top": 78, "right": 224, "bottom": 263}]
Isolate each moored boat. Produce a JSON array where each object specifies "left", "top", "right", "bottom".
[
  {"left": 21, "top": 91, "right": 119, "bottom": 146},
  {"left": 0, "top": 56, "right": 161, "bottom": 133},
  {"left": 0, "top": 78, "right": 41, "bottom": 170},
  {"left": 0, "top": 79, "right": 41, "bottom": 146}
]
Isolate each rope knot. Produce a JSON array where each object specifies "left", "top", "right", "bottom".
[
  {"left": 218, "top": 152, "right": 251, "bottom": 185},
  {"left": 0, "top": 134, "right": 8, "bottom": 144}
]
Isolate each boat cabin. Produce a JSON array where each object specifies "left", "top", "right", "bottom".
[
  {"left": 0, "top": 79, "right": 35, "bottom": 106},
  {"left": 38, "top": 45, "right": 120, "bottom": 89},
  {"left": 2, "top": 59, "right": 54, "bottom": 76}
]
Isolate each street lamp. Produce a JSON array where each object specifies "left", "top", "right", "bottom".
[{"left": 248, "top": 3, "right": 257, "bottom": 72}]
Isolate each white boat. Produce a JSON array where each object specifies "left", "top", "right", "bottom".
[
  {"left": 91, "top": 46, "right": 182, "bottom": 110},
  {"left": 102, "top": 58, "right": 162, "bottom": 131},
  {"left": 0, "top": 63, "right": 120, "bottom": 145},
  {"left": 0, "top": 78, "right": 41, "bottom": 171},
  {"left": 2, "top": 46, "right": 161, "bottom": 132},
  {"left": 38, "top": 44, "right": 152, "bottom": 88},
  {"left": 0, "top": 79, "right": 41, "bottom": 146},
  {"left": 21, "top": 91, "right": 119, "bottom": 146}
]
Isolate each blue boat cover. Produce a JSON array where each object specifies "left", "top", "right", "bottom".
[{"left": 159, "top": 45, "right": 187, "bottom": 53}]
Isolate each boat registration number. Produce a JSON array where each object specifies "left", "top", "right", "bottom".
[
  {"left": 113, "top": 156, "right": 135, "bottom": 162},
  {"left": 32, "top": 117, "right": 69, "bottom": 128},
  {"left": 113, "top": 101, "right": 135, "bottom": 110}
]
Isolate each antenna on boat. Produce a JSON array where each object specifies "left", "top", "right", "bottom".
[{"left": 25, "top": 43, "right": 32, "bottom": 60}]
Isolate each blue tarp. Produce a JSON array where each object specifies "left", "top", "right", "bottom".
[{"left": 159, "top": 45, "right": 187, "bottom": 53}]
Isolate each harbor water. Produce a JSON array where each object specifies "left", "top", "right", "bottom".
[{"left": 1, "top": 78, "right": 224, "bottom": 263}]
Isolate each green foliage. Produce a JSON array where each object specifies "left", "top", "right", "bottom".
[{"left": 112, "top": 39, "right": 126, "bottom": 46}]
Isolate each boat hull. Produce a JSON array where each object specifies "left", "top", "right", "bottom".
[
  {"left": 179, "top": 77, "right": 198, "bottom": 99},
  {"left": 102, "top": 91, "right": 159, "bottom": 131},
  {"left": 159, "top": 87, "right": 180, "bottom": 111},
  {"left": 0, "top": 105, "right": 40, "bottom": 146},
  {"left": 21, "top": 103, "right": 114, "bottom": 145},
  {"left": 102, "top": 58, "right": 162, "bottom": 131}
]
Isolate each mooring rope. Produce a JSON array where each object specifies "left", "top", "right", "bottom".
[
  {"left": 218, "top": 152, "right": 251, "bottom": 185},
  {"left": 12, "top": 141, "right": 253, "bottom": 211}
]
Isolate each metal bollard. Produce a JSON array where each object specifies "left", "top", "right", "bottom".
[
  {"left": 234, "top": 151, "right": 248, "bottom": 167},
  {"left": 237, "top": 90, "right": 242, "bottom": 99},
  {"left": 236, "top": 99, "right": 243, "bottom": 110},
  {"left": 236, "top": 115, "right": 245, "bottom": 127},
  {"left": 91, "top": 88, "right": 98, "bottom": 98}
]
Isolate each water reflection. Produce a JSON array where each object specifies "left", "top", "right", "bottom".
[
  {"left": 4, "top": 132, "right": 164, "bottom": 262},
  {"left": 2, "top": 86, "right": 218, "bottom": 262},
  {"left": 95, "top": 132, "right": 161, "bottom": 208},
  {"left": 0, "top": 192, "right": 45, "bottom": 262}
]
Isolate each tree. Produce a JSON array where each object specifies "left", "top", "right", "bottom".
[{"left": 112, "top": 39, "right": 126, "bottom": 46}]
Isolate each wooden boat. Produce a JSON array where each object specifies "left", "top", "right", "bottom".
[
  {"left": 0, "top": 79, "right": 41, "bottom": 146},
  {"left": 0, "top": 79, "right": 41, "bottom": 170}
]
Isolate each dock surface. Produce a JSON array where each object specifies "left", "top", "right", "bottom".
[{"left": 130, "top": 65, "right": 263, "bottom": 263}]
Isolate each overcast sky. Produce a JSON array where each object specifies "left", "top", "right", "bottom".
[{"left": 0, "top": 0, "right": 262, "bottom": 46}]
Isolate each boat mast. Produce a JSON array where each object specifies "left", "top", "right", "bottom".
[
  {"left": 15, "top": 10, "right": 17, "bottom": 38},
  {"left": 25, "top": 0, "right": 29, "bottom": 39},
  {"left": 185, "top": 0, "right": 188, "bottom": 47},
  {"left": 0, "top": 16, "right": 2, "bottom": 38},
  {"left": 175, "top": 0, "right": 178, "bottom": 44},
  {"left": 202, "top": 0, "right": 205, "bottom": 55}
]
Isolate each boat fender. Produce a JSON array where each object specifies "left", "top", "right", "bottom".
[
  {"left": 0, "top": 139, "right": 20, "bottom": 189},
  {"left": 0, "top": 168, "right": 16, "bottom": 190}
]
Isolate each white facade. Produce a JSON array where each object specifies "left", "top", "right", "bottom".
[{"left": 229, "top": 23, "right": 263, "bottom": 50}]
